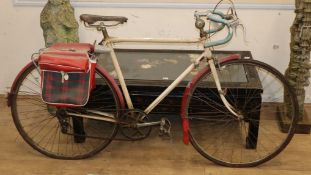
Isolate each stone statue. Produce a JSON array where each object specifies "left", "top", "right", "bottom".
[
  {"left": 285, "top": 0, "right": 311, "bottom": 123},
  {"left": 40, "top": 0, "right": 79, "bottom": 47}
]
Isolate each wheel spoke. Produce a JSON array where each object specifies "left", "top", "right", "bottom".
[
  {"left": 11, "top": 64, "right": 120, "bottom": 159},
  {"left": 186, "top": 59, "right": 298, "bottom": 167}
]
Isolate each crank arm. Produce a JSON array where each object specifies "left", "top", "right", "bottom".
[
  {"left": 136, "top": 121, "right": 162, "bottom": 128},
  {"left": 136, "top": 118, "right": 171, "bottom": 129}
]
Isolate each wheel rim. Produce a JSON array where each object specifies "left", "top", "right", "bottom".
[
  {"left": 11, "top": 63, "right": 120, "bottom": 159},
  {"left": 187, "top": 60, "right": 298, "bottom": 167}
]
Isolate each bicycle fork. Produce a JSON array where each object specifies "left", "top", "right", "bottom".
[{"left": 206, "top": 51, "right": 243, "bottom": 120}]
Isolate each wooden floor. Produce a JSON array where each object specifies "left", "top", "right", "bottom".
[{"left": 1, "top": 97, "right": 311, "bottom": 175}]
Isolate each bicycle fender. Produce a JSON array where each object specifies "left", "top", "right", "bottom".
[
  {"left": 180, "top": 54, "right": 241, "bottom": 145},
  {"left": 95, "top": 65, "right": 126, "bottom": 110},
  {"left": 7, "top": 61, "right": 36, "bottom": 107}
]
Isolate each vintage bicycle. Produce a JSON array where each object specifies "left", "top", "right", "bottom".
[{"left": 7, "top": 2, "right": 298, "bottom": 168}]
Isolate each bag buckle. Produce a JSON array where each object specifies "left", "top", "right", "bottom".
[{"left": 60, "top": 71, "right": 69, "bottom": 83}]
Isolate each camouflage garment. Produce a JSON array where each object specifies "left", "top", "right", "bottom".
[{"left": 40, "top": 0, "right": 79, "bottom": 47}]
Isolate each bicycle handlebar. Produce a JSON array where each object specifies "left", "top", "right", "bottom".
[
  {"left": 204, "top": 11, "right": 225, "bottom": 35},
  {"left": 204, "top": 12, "right": 234, "bottom": 48},
  {"left": 195, "top": 10, "right": 236, "bottom": 48}
]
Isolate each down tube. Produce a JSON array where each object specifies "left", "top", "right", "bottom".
[{"left": 144, "top": 53, "right": 205, "bottom": 114}]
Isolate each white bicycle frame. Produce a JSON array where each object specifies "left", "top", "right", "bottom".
[{"left": 97, "top": 36, "right": 240, "bottom": 118}]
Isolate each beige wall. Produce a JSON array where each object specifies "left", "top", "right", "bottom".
[
  {"left": 1, "top": 0, "right": 310, "bottom": 102},
  {"left": 72, "top": 0, "right": 293, "bottom": 3}
]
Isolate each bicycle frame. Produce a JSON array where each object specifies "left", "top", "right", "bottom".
[
  {"left": 98, "top": 34, "right": 240, "bottom": 118},
  {"left": 7, "top": 7, "right": 299, "bottom": 166}
]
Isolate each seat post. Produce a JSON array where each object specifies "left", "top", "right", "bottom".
[
  {"left": 101, "top": 27, "right": 110, "bottom": 41},
  {"left": 98, "top": 27, "right": 110, "bottom": 45}
]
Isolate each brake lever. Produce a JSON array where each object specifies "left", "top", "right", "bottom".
[
  {"left": 230, "top": 18, "right": 249, "bottom": 43},
  {"left": 239, "top": 23, "right": 249, "bottom": 43}
]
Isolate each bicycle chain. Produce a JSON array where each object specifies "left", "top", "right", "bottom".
[{"left": 63, "top": 109, "right": 151, "bottom": 142}]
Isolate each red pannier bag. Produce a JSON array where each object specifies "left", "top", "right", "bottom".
[{"left": 38, "top": 43, "right": 96, "bottom": 107}]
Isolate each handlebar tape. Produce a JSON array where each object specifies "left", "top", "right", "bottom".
[
  {"left": 205, "top": 11, "right": 226, "bottom": 34},
  {"left": 204, "top": 13, "right": 233, "bottom": 48}
]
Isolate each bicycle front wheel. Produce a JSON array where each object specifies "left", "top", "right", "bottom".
[
  {"left": 10, "top": 62, "right": 122, "bottom": 159},
  {"left": 184, "top": 59, "right": 298, "bottom": 167}
]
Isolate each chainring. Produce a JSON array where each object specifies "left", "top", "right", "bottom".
[{"left": 120, "top": 110, "right": 152, "bottom": 141}]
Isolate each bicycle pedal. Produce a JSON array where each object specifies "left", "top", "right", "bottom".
[{"left": 159, "top": 118, "right": 172, "bottom": 139}]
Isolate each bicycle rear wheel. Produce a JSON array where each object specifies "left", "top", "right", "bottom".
[
  {"left": 10, "top": 62, "right": 121, "bottom": 159},
  {"left": 184, "top": 59, "right": 298, "bottom": 167}
]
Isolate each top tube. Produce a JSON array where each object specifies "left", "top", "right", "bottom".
[{"left": 82, "top": 10, "right": 237, "bottom": 50}]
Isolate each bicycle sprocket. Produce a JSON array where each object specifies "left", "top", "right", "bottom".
[{"left": 120, "top": 110, "right": 152, "bottom": 141}]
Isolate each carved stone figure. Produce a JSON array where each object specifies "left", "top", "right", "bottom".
[
  {"left": 285, "top": 0, "right": 311, "bottom": 120},
  {"left": 40, "top": 0, "right": 79, "bottom": 47}
]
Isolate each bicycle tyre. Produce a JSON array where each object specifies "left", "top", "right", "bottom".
[
  {"left": 10, "top": 62, "right": 122, "bottom": 159},
  {"left": 184, "top": 59, "right": 298, "bottom": 167}
]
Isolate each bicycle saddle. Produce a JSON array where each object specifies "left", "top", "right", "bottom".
[{"left": 80, "top": 14, "right": 128, "bottom": 25}]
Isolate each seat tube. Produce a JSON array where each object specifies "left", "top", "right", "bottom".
[{"left": 107, "top": 43, "right": 134, "bottom": 109}]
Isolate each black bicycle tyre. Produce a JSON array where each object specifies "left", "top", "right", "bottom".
[
  {"left": 10, "top": 62, "right": 122, "bottom": 159},
  {"left": 185, "top": 59, "right": 298, "bottom": 167}
]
